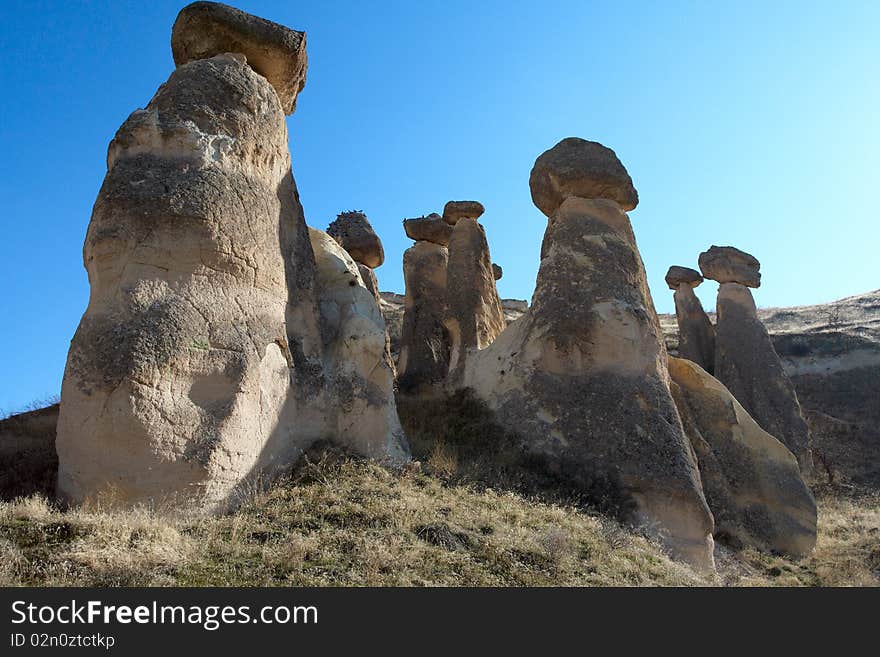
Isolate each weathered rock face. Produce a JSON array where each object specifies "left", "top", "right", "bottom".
[
  {"left": 666, "top": 266, "right": 715, "bottom": 373},
  {"left": 699, "top": 245, "right": 761, "bottom": 288},
  {"left": 672, "top": 285, "right": 716, "bottom": 373},
  {"left": 56, "top": 54, "right": 323, "bottom": 509},
  {"left": 357, "top": 262, "right": 396, "bottom": 376},
  {"left": 326, "top": 211, "right": 384, "bottom": 269},
  {"left": 492, "top": 263, "right": 503, "bottom": 280},
  {"left": 309, "top": 229, "right": 409, "bottom": 463},
  {"left": 398, "top": 241, "right": 450, "bottom": 394},
  {"left": 669, "top": 357, "right": 817, "bottom": 556},
  {"left": 529, "top": 137, "right": 639, "bottom": 217},
  {"left": 445, "top": 218, "right": 506, "bottom": 380},
  {"left": 665, "top": 265, "right": 703, "bottom": 289},
  {"left": 714, "top": 283, "right": 812, "bottom": 470},
  {"left": 403, "top": 214, "right": 453, "bottom": 246},
  {"left": 442, "top": 201, "right": 484, "bottom": 225},
  {"left": 171, "top": 1, "right": 307, "bottom": 115},
  {"left": 463, "top": 194, "right": 715, "bottom": 571}
]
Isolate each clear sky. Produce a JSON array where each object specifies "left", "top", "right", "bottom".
[{"left": 1, "top": 0, "right": 878, "bottom": 413}]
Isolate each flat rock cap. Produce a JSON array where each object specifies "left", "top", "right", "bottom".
[
  {"left": 698, "top": 245, "right": 761, "bottom": 287},
  {"left": 171, "top": 1, "right": 307, "bottom": 115},
  {"left": 403, "top": 213, "right": 454, "bottom": 246},
  {"left": 529, "top": 137, "right": 639, "bottom": 217},
  {"left": 327, "top": 211, "right": 384, "bottom": 268},
  {"left": 442, "top": 200, "right": 485, "bottom": 225},
  {"left": 665, "top": 266, "right": 703, "bottom": 290}
]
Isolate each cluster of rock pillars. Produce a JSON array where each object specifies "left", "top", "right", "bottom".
[{"left": 53, "top": 2, "right": 817, "bottom": 572}]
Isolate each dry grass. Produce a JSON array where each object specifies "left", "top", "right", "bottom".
[{"left": 0, "top": 457, "right": 875, "bottom": 587}]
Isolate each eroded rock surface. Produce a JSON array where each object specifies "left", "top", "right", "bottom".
[
  {"left": 57, "top": 53, "right": 322, "bottom": 509},
  {"left": 669, "top": 357, "right": 817, "bottom": 556},
  {"left": 699, "top": 245, "right": 761, "bottom": 288},
  {"left": 326, "top": 211, "right": 384, "bottom": 269},
  {"left": 714, "top": 283, "right": 812, "bottom": 469},
  {"left": 442, "top": 201, "right": 484, "bottom": 225},
  {"left": 397, "top": 241, "right": 450, "bottom": 394},
  {"left": 171, "top": 1, "right": 307, "bottom": 115},
  {"left": 666, "top": 266, "right": 715, "bottom": 372},
  {"left": 529, "top": 137, "right": 639, "bottom": 216},
  {"left": 403, "top": 213, "right": 453, "bottom": 246},
  {"left": 463, "top": 160, "right": 715, "bottom": 570},
  {"left": 444, "top": 218, "right": 506, "bottom": 380}
]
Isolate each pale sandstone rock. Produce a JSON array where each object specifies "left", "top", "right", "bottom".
[
  {"left": 327, "top": 211, "right": 384, "bottom": 268},
  {"left": 57, "top": 54, "right": 325, "bottom": 509},
  {"left": 403, "top": 213, "right": 453, "bottom": 246},
  {"left": 666, "top": 266, "right": 715, "bottom": 373},
  {"left": 529, "top": 137, "right": 639, "bottom": 217},
  {"left": 699, "top": 245, "right": 761, "bottom": 288},
  {"left": 309, "top": 229, "right": 408, "bottom": 463},
  {"left": 463, "top": 195, "right": 714, "bottom": 571},
  {"left": 669, "top": 357, "right": 817, "bottom": 556},
  {"left": 171, "top": 1, "right": 307, "bottom": 115},
  {"left": 714, "top": 282, "right": 812, "bottom": 469},
  {"left": 398, "top": 241, "right": 450, "bottom": 394},
  {"left": 445, "top": 218, "right": 506, "bottom": 380},
  {"left": 357, "top": 262, "right": 396, "bottom": 377},
  {"left": 442, "top": 200, "right": 485, "bottom": 225}
]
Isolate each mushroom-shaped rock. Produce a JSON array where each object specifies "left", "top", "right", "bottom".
[
  {"left": 665, "top": 265, "right": 703, "bottom": 290},
  {"left": 462, "top": 195, "right": 715, "bottom": 571},
  {"left": 492, "top": 263, "right": 503, "bottom": 280},
  {"left": 171, "top": 2, "right": 308, "bottom": 115},
  {"left": 698, "top": 245, "right": 761, "bottom": 288},
  {"left": 403, "top": 213, "right": 454, "bottom": 246},
  {"left": 327, "top": 211, "right": 384, "bottom": 269},
  {"left": 442, "top": 200, "right": 485, "bottom": 225},
  {"left": 56, "top": 54, "right": 325, "bottom": 509},
  {"left": 529, "top": 137, "right": 639, "bottom": 217},
  {"left": 669, "top": 357, "right": 817, "bottom": 556}
]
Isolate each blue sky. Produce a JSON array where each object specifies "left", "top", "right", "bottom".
[{"left": 1, "top": 0, "right": 878, "bottom": 412}]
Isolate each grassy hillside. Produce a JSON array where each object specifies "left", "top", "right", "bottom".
[{"left": 0, "top": 455, "right": 876, "bottom": 587}]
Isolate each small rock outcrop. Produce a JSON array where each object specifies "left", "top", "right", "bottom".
[
  {"left": 492, "top": 263, "right": 503, "bottom": 280},
  {"left": 397, "top": 241, "right": 451, "bottom": 394},
  {"left": 669, "top": 357, "right": 817, "bottom": 556},
  {"left": 442, "top": 200, "right": 485, "bottom": 225},
  {"left": 0, "top": 404, "right": 59, "bottom": 501},
  {"left": 462, "top": 138, "right": 715, "bottom": 570},
  {"left": 326, "top": 211, "right": 384, "bottom": 269},
  {"left": 666, "top": 266, "right": 715, "bottom": 372},
  {"left": 712, "top": 280, "right": 813, "bottom": 470},
  {"left": 171, "top": 1, "right": 307, "bottom": 115},
  {"left": 309, "top": 229, "right": 409, "bottom": 462},
  {"left": 698, "top": 245, "right": 761, "bottom": 288},
  {"left": 528, "top": 137, "right": 639, "bottom": 216},
  {"left": 403, "top": 213, "right": 453, "bottom": 246},
  {"left": 445, "top": 216, "right": 506, "bottom": 380}
]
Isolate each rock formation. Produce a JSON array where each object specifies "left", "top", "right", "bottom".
[
  {"left": 461, "top": 139, "right": 715, "bottom": 570},
  {"left": 309, "top": 229, "right": 409, "bottom": 462},
  {"left": 528, "top": 137, "right": 639, "bottom": 216},
  {"left": 397, "top": 240, "right": 450, "bottom": 394},
  {"left": 445, "top": 215, "right": 506, "bottom": 380},
  {"left": 327, "top": 211, "right": 384, "bottom": 269},
  {"left": 666, "top": 266, "right": 715, "bottom": 372},
  {"left": 327, "top": 211, "right": 393, "bottom": 374},
  {"left": 442, "top": 200, "right": 485, "bottom": 225},
  {"left": 55, "top": 3, "right": 405, "bottom": 510},
  {"left": 669, "top": 357, "right": 817, "bottom": 556},
  {"left": 172, "top": 1, "right": 307, "bottom": 115},
  {"left": 700, "top": 246, "right": 812, "bottom": 470},
  {"left": 403, "top": 213, "right": 453, "bottom": 246},
  {"left": 492, "top": 263, "right": 503, "bottom": 280}
]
